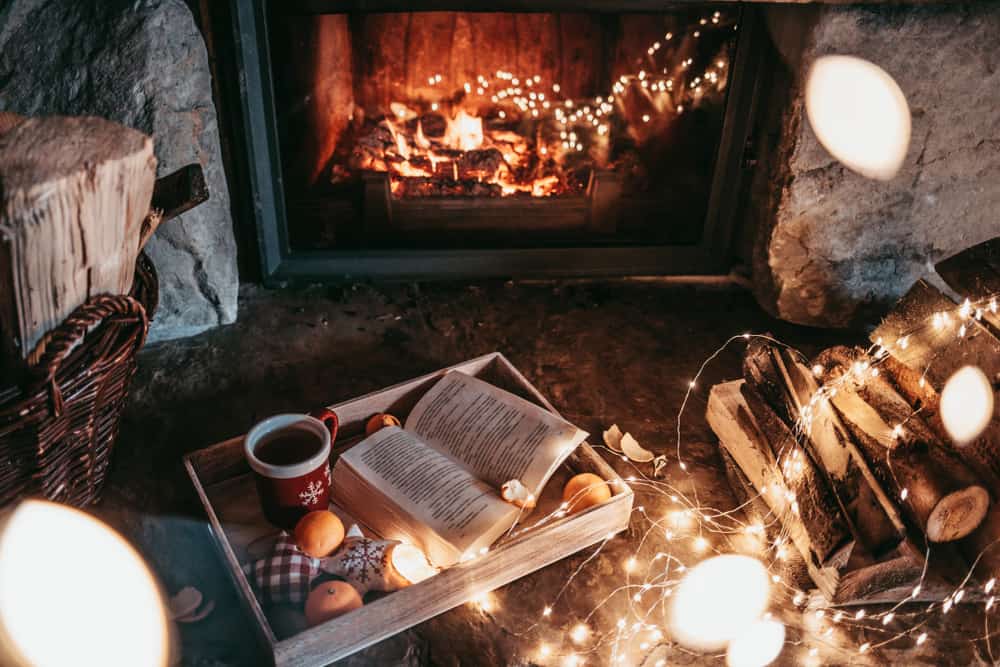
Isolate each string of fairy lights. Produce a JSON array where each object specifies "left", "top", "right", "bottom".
[
  {"left": 369, "top": 8, "right": 1000, "bottom": 664},
  {"left": 393, "top": 11, "right": 736, "bottom": 160},
  {"left": 450, "top": 290, "right": 1000, "bottom": 666}
]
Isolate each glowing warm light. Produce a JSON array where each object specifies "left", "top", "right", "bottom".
[
  {"left": 805, "top": 55, "right": 910, "bottom": 181},
  {"left": 668, "top": 555, "right": 770, "bottom": 651},
  {"left": 444, "top": 109, "right": 485, "bottom": 152},
  {"left": 472, "top": 592, "right": 494, "bottom": 612},
  {"left": 0, "top": 500, "right": 169, "bottom": 667},
  {"left": 570, "top": 623, "right": 589, "bottom": 644},
  {"left": 725, "top": 618, "right": 785, "bottom": 667},
  {"left": 940, "top": 365, "right": 994, "bottom": 445},
  {"left": 391, "top": 543, "right": 437, "bottom": 584}
]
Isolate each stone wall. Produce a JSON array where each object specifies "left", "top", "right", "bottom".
[
  {"left": 0, "top": 0, "right": 238, "bottom": 341},
  {"left": 752, "top": 4, "right": 1000, "bottom": 328}
]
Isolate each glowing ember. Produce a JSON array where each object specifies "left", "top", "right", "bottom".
[{"left": 351, "top": 103, "right": 565, "bottom": 198}]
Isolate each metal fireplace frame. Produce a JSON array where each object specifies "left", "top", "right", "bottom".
[{"left": 232, "top": 0, "right": 767, "bottom": 283}]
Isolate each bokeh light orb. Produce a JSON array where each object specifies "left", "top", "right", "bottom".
[
  {"left": 805, "top": 55, "right": 910, "bottom": 181},
  {"left": 0, "top": 500, "right": 169, "bottom": 666},
  {"left": 940, "top": 365, "right": 995, "bottom": 446},
  {"left": 726, "top": 618, "right": 786, "bottom": 667},
  {"left": 668, "top": 554, "right": 770, "bottom": 652}
]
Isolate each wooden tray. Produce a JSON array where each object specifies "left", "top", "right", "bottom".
[{"left": 185, "top": 352, "right": 633, "bottom": 666}]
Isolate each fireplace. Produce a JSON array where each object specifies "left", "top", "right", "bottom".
[{"left": 233, "top": 2, "right": 765, "bottom": 281}]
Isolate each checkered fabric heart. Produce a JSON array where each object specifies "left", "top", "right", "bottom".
[{"left": 242, "top": 532, "right": 321, "bottom": 604}]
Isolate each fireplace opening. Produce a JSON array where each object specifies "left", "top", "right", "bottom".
[{"left": 267, "top": 7, "right": 744, "bottom": 253}]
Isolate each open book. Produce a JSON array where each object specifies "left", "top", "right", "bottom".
[{"left": 331, "top": 370, "right": 588, "bottom": 567}]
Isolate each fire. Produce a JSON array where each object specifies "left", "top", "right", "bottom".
[
  {"left": 351, "top": 102, "right": 576, "bottom": 199},
  {"left": 444, "top": 109, "right": 484, "bottom": 152}
]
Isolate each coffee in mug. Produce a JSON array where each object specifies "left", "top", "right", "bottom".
[{"left": 244, "top": 411, "right": 338, "bottom": 529}]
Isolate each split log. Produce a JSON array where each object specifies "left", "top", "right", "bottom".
[
  {"left": 740, "top": 382, "right": 853, "bottom": 562},
  {"left": 871, "top": 280, "right": 1000, "bottom": 484},
  {"left": 719, "top": 447, "right": 811, "bottom": 590},
  {"left": 707, "top": 380, "right": 844, "bottom": 599},
  {"left": 742, "top": 340, "right": 905, "bottom": 555},
  {"left": 0, "top": 116, "right": 156, "bottom": 377},
  {"left": 936, "top": 238, "right": 1000, "bottom": 336},
  {"left": 139, "top": 163, "right": 209, "bottom": 250},
  {"left": 816, "top": 346, "right": 989, "bottom": 544},
  {"left": 872, "top": 279, "right": 1000, "bottom": 580}
]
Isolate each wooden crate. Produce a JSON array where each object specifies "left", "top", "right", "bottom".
[{"left": 185, "top": 352, "right": 633, "bottom": 666}]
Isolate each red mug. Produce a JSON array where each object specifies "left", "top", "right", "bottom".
[{"left": 245, "top": 410, "right": 339, "bottom": 529}]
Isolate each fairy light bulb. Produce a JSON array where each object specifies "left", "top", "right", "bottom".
[
  {"left": 805, "top": 55, "right": 910, "bottom": 180},
  {"left": 0, "top": 500, "right": 169, "bottom": 667},
  {"left": 725, "top": 618, "right": 785, "bottom": 667},
  {"left": 668, "top": 555, "right": 770, "bottom": 651},
  {"left": 390, "top": 543, "right": 437, "bottom": 584},
  {"left": 940, "top": 365, "right": 994, "bottom": 445}
]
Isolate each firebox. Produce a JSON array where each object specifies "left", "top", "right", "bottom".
[{"left": 232, "top": 2, "right": 765, "bottom": 281}]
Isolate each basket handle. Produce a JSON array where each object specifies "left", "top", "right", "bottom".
[{"left": 33, "top": 295, "right": 148, "bottom": 416}]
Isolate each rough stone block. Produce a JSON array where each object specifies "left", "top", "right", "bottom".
[{"left": 754, "top": 5, "right": 1000, "bottom": 327}]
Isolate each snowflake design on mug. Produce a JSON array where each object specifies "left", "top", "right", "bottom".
[{"left": 299, "top": 480, "right": 324, "bottom": 507}]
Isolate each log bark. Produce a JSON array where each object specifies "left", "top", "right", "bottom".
[
  {"left": 872, "top": 280, "right": 1000, "bottom": 580},
  {"left": 816, "top": 346, "right": 989, "bottom": 544},
  {"left": 707, "top": 380, "right": 844, "bottom": 599},
  {"left": 936, "top": 238, "right": 1000, "bottom": 336},
  {"left": 0, "top": 116, "right": 156, "bottom": 376},
  {"left": 743, "top": 340, "right": 904, "bottom": 555}
]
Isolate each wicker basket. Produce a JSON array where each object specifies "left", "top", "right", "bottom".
[{"left": 0, "top": 253, "right": 158, "bottom": 508}]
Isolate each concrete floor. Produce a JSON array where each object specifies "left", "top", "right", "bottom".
[{"left": 97, "top": 280, "right": 987, "bottom": 666}]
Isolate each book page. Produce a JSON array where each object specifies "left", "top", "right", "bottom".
[
  {"left": 336, "top": 426, "right": 517, "bottom": 559},
  {"left": 405, "top": 371, "right": 588, "bottom": 495}
]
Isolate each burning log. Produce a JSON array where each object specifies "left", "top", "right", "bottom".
[
  {"left": 815, "top": 346, "right": 989, "bottom": 544},
  {"left": 392, "top": 177, "right": 503, "bottom": 198}
]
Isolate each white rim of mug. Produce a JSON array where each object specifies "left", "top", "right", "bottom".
[{"left": 244, "top": 414, "right": 331, "bottom": 480}]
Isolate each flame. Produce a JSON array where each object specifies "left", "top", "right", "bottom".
[
  {"left": 444, "top": 109, "right": 484, "bottom": 152},
  {"left": 361, "top": 103, "right": 565, "bottom": 198},
  {"left": 414, "top": 121, "right": 431, "bottom": 150}
]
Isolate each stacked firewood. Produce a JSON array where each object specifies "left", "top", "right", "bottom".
[{"left": 708, "top": 239, "right": 1000, "bottom": 605}]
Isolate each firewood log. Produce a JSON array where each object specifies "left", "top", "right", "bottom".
[
  {"left": 0, "top": 116, "right": 156, "bottom": 379},
  {"left": 740, "top": 382, "right": 853, "bottom": 561},
  {"left": 871, "top": 282, "right": 1000, "bottom": 582},
  {"left": 707, "top": 380, "right": 843, "bottom": 599},
  {"left": 936, "top": 238, "right": 1000, "bottom": 336},
  {"left": 816, "top": 346, "right": 989, "bottom": 544},
  {"left": 872, "top": 280, "right": 1000, "bottom": 484},
  {"left": 743, "top": 340, "right": 905, "bottom": 555}
]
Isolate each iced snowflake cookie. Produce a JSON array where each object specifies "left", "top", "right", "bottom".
[{"left": 320, "top": 524, "right": 436, "bottom": 595}]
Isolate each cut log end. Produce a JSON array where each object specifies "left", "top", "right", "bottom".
[{"left": 926, "top": 486, "right": 990, "bottom": 543}]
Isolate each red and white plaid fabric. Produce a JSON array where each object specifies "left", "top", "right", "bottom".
[{"left": 242, "top": 532, "right": 320, "bottom": 605}]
